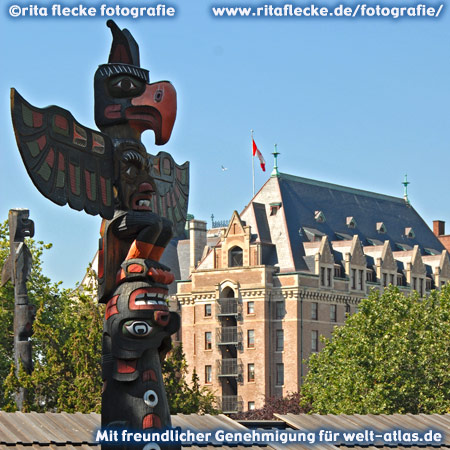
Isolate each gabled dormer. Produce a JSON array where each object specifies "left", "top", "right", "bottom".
[
  {"left": 315, "top": 236, "right": 334, "bottom": 288},
  {"left": 437, "top": 250, "right": 450, "bottom": 287},
  {"left": 346, "top": 216, "right": 357, "bottom": 229},
  {"left": 376, "top": 222, "right": 387, "bottom": 234},
  {"left": 314, "top": 210, "right": 326, "bottom": 223},
  {"left": 405, "top": 245, "right": 426, "bottom": 295},
  {"left": 212, "top": 210, "right": 263, "bottom": 269},
  {"left": 410, "top": 245, "right": 426, "bottom": 276},
  {"left": 344, "top": 235, "right": 367, "bottom": 291},
  {"left": 375, "top": 241, "right": 397, "bottom": 289}
]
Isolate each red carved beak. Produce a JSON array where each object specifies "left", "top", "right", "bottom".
[{"left": 129, "top": 81, "right": 177, "bottom": 145}]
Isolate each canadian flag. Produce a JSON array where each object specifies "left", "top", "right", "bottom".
[{"left": 252, "top": 138, "right": 266, "bottom": 172}]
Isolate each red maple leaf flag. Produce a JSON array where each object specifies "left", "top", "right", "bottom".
[{"left": 252, "top": 138, "right": 266, "bottom": 172}]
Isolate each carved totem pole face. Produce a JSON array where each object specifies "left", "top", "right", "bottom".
[
  {"left": 113, "top": 141, "right": 156, "bottom": 211},
  {"left": 11, "top": 20, "right": 185, "bottom": 443},
  {"left": 9, "top": 209, "right": 35, "bottom": 243},
  {"left": 94, "top": 20, "right": 177, "bottom": 145}
]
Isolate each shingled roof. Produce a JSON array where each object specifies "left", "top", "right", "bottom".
[{"left": 241, "top": 173, "right": 444, "bottom": 273}]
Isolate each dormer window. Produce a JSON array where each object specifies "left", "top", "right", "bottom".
[
  {"left": 376, "top": 222, "right": 387, "bottom": 234},
  {"left": 314, "top": 211, "right": 325, "bottom": 223},
  {"left": 229, "top": 246, "right": 243, "bottom": 267},
  {"left": 270, "top": 202, "right": 282, "bottom": 216},
  {"left": 405, "top": 227, "right": 415, "bottom": 239},
  {"left": 303, "top": 227, "right": 325, "bottom": 242},
  {"left": 335, "top": 232, "right": 352, "bottom": 241},
  {"left": 346, "top": 217, "right": 357, "bottom": 229}
]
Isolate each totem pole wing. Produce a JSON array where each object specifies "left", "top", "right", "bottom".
[
  {"left": 149, "top": 151, "right": 189, "bottom": 238},
  {"left": 11, "top": 89, "right": 115, "bottom": 219}
]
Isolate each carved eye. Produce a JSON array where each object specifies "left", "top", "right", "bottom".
[
  {"left": 108, "top": 75, "right": 145, "bottom": 98},
  {"left": 154, "top": 89, "right": 163, "bottom": 102},
  {"left": 123, "top": 321, "right": 153, "bottom": 337},
  {"left": 125, "top": 165, "right": 138, "bottom": 178}
]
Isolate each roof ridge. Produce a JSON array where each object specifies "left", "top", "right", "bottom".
[{"left": 279, "top": 172, "right": 405, "bottom": 204}]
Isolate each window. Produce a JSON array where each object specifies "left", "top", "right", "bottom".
[
  {"left": 330, "top": 305, "right": 337, "bottom": 322},
  {"left": 247, "top": 329, "right": 255, "bottom": 348},
  {"left": 229, "top": 246, "right": 243, "bottom": 267},
  {"left": 390, "top": 274, "right": 394, "bottom": 286},
  {"left": 426, "top": 278, "right": 432, "bottom": 291},
  {"left": 351, "top": 268, "right": 356, "bottom": 289},
  {"left": 205, "top": 365, "right": 212, "bottom": 384},
  {"left": 346, "top": 216, "right": 356, "bottom": 228},
  {"left": 247, "top": 301, "right": 255, "bottom": 314},
  {"left": 275, "top": 301, "right": 284, "bottom": 320},
  {"left": 327, "top": 267, "right": 332, "bottom": 287},
  {"left": 412, "top": 277, "right": 417, "bottom": 291},
  {"left": 334, "top": 266, "right": 341, "bottom": 278},
  {"left": 205, "top": 332, "right": 212, "bottom": 350},
  {"left": 248, "top": 401, "right": 255, "bottom": 410},
  {"left": 397, "top": 274, "right": 404, "bottom": 286},
  {"left": 367, "top": 271, "right": 374, "bottom": 282},
  {"left": 314, "top": 211, "right": 325, "bottom": 223},
  {"left": 311, "top": 330, "right": 319, "bottom": 352},
  {"left": 248, "top": 363, "right": 255, "bottom": 382},
  {"left": 383, "top": 273, "right": 387, "bottom": 287},
  {"left": 276, "top": 363, "right": 284, "bottom": 386},
  {"left": 276, "top": 330, "right": 284, "bottom": 351},
  {"left": 204, "top": 304, "right": 211, "bottom": 317},
  {"left": 420, "top": 278, "right": 424, "bottom": 296},
  {"left": 345, "top": 303, "right": 351, "bottom": 315},
  {"left": 311, "top": 302, "right": 318, "bottom": 320},
  {"left": 376, "top": 222, "right": 387, "bottom": 234},
  {"left": 359, "top": 270, "right": 364, "bottom": 290},
  {"left": 321, "top": 267, "right": 326, "bottom": 286}
]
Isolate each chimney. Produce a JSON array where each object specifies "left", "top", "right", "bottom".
[
  {"left": 189, "top": 220, "right": 207, "bottom": 269},
  {"left": 433, "top": 220, "right": 445, "bottom": 237}
]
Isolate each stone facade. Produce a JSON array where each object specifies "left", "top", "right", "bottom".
[{"left": 174, "top": 173, "right": 450, "bottom": 413}]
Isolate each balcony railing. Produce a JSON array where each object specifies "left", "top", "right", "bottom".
[
  {"left": 216, "top": 326, "right": 242, "bottom": 346},
  {"left": 217, "top": 395, "right": 243, "bottom": 414},
  {"left": 216, "top": 298, "right": 242, "bottom": 317},
  {"left": 217, "top": 358, "right": 243, "bottom": 377}
]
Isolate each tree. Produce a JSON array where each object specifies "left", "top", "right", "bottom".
[
  {"left": 1, "top": 220, "right": 217, "bottom": 415},
  {"left": 0, "top": 220, "right": 103, "bottom": 412},
  {"left": 301, "top": 286, "right": 450, "bottom": 414},
  {"left": 232, "top": 392, "right": 310, "bottom": 420},
  {"left": 162, "top": 343, "right": 218, "bottom": 414}
]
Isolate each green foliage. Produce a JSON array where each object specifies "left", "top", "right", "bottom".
[
  {"left": 1, "top": 219, "right": 217, "bottom": 415},
  {"left": 162, "top": 344, "right": 218, "bottom": 414},
  {"left": 0, "top": 220, "right": 103, "bottom": 412},
  {"left": 301, "top": 286, "right": 450, "bottom": 414}
]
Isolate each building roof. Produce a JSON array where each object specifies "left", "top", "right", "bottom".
[
  {"left": 279, "top": 173, "right": 444, "bottom": 270},
  {"left": 1, "top": 412, "right": 450, "bottom": 449},
  {"left": 240, "top": 173, "right": 445, "bottom": 273}
]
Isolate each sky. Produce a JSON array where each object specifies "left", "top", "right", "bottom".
[{"left": 1, "top": 0, "right": 450, "bottom": 287}]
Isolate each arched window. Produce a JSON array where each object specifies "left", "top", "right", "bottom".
[
  {"left": 222, "top": 287, "right": 235, "bottom": 298},
  {"left": 229, "top": 246, "right": 243, "bottom": 267}
]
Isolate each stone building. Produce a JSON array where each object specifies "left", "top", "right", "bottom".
[{"left": 174, "top": 168, "right": 449, "bottom": 414}]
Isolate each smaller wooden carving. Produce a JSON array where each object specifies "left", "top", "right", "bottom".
[{"left": 1, "top": 209, "right": 36, "bottom": 410}]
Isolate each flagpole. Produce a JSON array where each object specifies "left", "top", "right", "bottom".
[{"left": 251, "top": 129, "right": 255, "bottom": 197}]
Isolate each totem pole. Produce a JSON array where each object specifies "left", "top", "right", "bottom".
[
  {"left": 1, "top": 209, "right": 36, "bottom": 410},
  {"left": 11, "top": 21, "right": 188, "bottom": 449}
]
